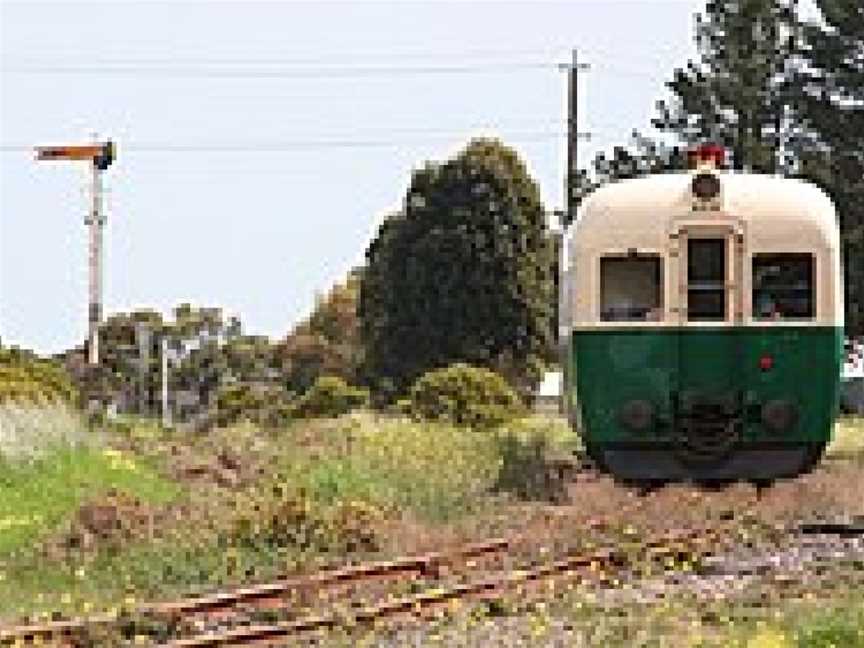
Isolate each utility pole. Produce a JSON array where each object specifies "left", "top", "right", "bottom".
[
  {"left": 558, "top": 49, "right": 590, "bottom": 416},
  {"left": 565, "top": 48, "right": 590, "bottom": 226},
  {"left": 557, "top": 49, "right": 591, "bottom": 341},
  {"left": 136, "top": 322, "right": 151, "bottom": 415},
  {"left": 36, "top": 138, "right": 115, "bottom": 365}
]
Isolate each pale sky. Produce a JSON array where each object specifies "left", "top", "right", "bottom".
[{"left": 1, "top": 0, "right": 714, "bottom": 355}]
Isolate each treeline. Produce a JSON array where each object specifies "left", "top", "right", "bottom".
[{"left": 43, "top": 137, "right": 556, "bottom": 423}]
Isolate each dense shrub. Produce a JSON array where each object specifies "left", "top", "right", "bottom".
[
  {"left": 291, "top": 376, "right": 370, "bottom": 419},
  {"left": 230, "top": 489, "right": 381, "bottom": 554},
  {"left": 214, "top": 382, "right": 294, "bottom": 428},
  {"left": 407, "top": 363, "right": 524, "bottom": 429},
  {"left": 0, "top": 348, "right": 79, "bottom": 406}
]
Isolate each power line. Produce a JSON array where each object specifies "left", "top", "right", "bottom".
[
  {"left": 5, "top": 48, "right": 571, "bottom": 66},
  {"left": 0, "top": 131, "right": 576, "bottom": 154},
  {"left": 4, "top": 62, "right": 559, "bottom": 78},
  {"left": 0, "top": 125, "right": 649, "bottom": 156}
]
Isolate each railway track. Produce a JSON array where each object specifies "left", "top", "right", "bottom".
[
  {"left": 167, "top": 525, "right": 724, "bottom": 647},
  {"left": 0, "top": 537, "right": 511, "bottom": 647},
  {"left": 0, "top": 520, "right": 728, "bottom": 647}
]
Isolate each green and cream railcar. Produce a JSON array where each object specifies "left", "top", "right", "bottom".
[{"left": 560, "top": 150, "right": 843, "bottom": 482}]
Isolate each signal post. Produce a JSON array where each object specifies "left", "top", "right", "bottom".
[{"left": 35, "top": 139, "right": 115, "bottom": 365}]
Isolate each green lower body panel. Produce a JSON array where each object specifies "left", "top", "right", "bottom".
[{"left": 565, "top": 326, "right": 843, "bottom": 481}]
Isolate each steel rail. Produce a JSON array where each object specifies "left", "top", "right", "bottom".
[
  {"left": 0, "top": 537, "right": 510, "bottom": 646},
  {"left": 166, "top": 526, "right": 725, "bottom": 647}
]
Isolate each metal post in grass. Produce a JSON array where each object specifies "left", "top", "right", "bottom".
[{"left": 161, "top": 335, "right": 171, "bottom": 428}]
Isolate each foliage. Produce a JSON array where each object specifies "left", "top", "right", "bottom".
[
  {"left": 276, "top": 271, "right": 364, "bottom": 395},
  {"left": 792, "top": 0, "right": 864, "bottom": 335},
  {"left": 359, "top": 138, "right": 556, "bottom": 402},
  {"left": 277, "top": 411, "right": 507, "bottom": 521},
  {"left": 407, "top": 363, "right": 524, "bottom": 429},
  {"left": 230, "top": 488, "right": 381, "bottom": 555},
  {"left": 788, "top": 603, "right": 864, "bottom": 647},
  {"left": 0, "top": 346, "right": 79, "bottom": 407},
  {"left": 58, "top": 305, "right": 248, "bottom": 418},
  {"left": 491, "top": 432, "right": 568, "bottom": 502},
  {"left": 653, "top": 0, "right": 802, "bottom": 174},
  {"left": 214, "top": 381, "right": 294, "bottom": 428},
  {"left": 567, "top": 132, "right": 689, "bottom": 224},
  {"left": 290, "top": 375, "right": 369, "bottom": 419}
]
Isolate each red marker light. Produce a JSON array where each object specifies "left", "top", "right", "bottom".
[
  {"left": 759, "top": 355, "right": 774, "bottom": 371},
  {"left": 687, "top": 144, "right": 725, "bottom": 169}
]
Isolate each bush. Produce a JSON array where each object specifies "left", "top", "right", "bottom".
[
  {"left": 407, "top": 363, "right": 524, "bottom": 429},
  {"left": 0, "top": 348, "right": 79, "bottom": 407},
  {"left": 214, "top": 382, "right": 294, "bottom": 428},
  {"left": 491, "top": 432, "right": 568, "bottom": 502},
  {"left": 291, "top": 376, "right": 370, "bottom": 419},
  {"left": 230, "top": 488, "right": 381, "bottom": 554}
]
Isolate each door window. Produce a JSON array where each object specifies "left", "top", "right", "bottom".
[
  {"left": 752, "top": 253, "right": 815, "bottom": 320},
  {"left": 687, "top": 238, "right": 726, "bottom": 321},
  {"left": 600, "top": 255, "right": 663, "bottom": 322}
]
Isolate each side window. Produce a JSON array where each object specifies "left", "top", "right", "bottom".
[
  {"left": 600, "top": 255, "right": 663, "bottom": 322},
  {"left": 752, "top": 253, "right": 815, "bottom": 320}
]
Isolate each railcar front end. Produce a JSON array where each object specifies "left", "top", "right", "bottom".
[{"left": 560, "top": 154, "right": 843, "bottom": 483}]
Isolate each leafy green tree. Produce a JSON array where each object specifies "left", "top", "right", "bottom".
[
  {"left": 276, "top": 270, "right": 364, "bottom": 394},
  {"left": 359, "top": 138, "right": 556, "bottom": 402},
  {"left": 60, "top": 304, "right": 249, "bottom": 418}
]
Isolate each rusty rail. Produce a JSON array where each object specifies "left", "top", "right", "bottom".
[{"left": 167, "top": 526, "right": 724, "bottom": 647}]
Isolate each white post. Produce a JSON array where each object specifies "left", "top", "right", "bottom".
[
  {"left": 87, "top": 161, "right": 104, "bottom": 365},
  {"left": 161, "top": 336, "right": 170, "bottom": 427}
]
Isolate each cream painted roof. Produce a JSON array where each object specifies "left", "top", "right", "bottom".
[{"left": 568, "top": 172, "right": 840, "bottom": 251}]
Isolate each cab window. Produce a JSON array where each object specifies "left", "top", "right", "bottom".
[
  {"left": 600, "top": 255, "right": 663, "bottom": 322},
  {"left": 687, "top": 238, "right": 727, "bottom": 321},
  {"left": 752, "top": 253, "right": 815, "bottom": 320}
]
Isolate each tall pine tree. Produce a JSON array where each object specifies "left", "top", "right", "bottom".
[
  {"left": 795, "top": 0, "right": 864, "bottom": 335},
  {"left": 653, "top": 0, "right": 802, "bottom": 173}
]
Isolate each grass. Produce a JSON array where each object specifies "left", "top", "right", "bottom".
[
  {"left": 0, "top": 404, "right": 179, "bottom": 560},
  {"left": 272, "top": 411, "right": 575, "bottom": 521},
  {"left": 0, "top": 409, "right": 574, "bottom": 623},
  {"left": 828, "top": 415, "right": 864, "bottom": 459},
  {"left": 0, "top": 445, "right": 178, "bottom": 556},
  {"left": 0, "top": 406, "right": 861, "bottom": 640}
]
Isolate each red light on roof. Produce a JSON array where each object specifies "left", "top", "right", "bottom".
[{"left": 687, "top": 144, "right": 725, "bottom": 169}]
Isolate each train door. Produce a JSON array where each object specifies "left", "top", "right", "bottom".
[{"left": 670, "top": 224, "right": 745, "bottom": 460}]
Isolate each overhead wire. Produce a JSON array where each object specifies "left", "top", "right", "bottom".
[
  {"left": 0, "top": 132, "right": 569, "bottom": 154},
  {"left": 0, "top": 49, "right": 669, "bottom": 156},
  {"left": 4, "top": 61, "right": 561, "bottom": 78}
]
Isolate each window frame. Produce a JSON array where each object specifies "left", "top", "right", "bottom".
[
  {"left": 685, "top": 237, "right": 728, "bottom": 323},
  {"left": 750, "top": 252, "right": 817, "bottom": 322},
  {"left": 597, "top": 252, "right": 665, "bottom": 324}
]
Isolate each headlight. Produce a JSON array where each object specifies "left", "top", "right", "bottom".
[
  {"left": 618, "top": 400, "right": 654, "bottom": 432},
  {"left": 692, "top": 172, "right": 720, "bottom": 200},
  {"left": 761, "top": 399, "right": 799, "bottom": 433}
]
